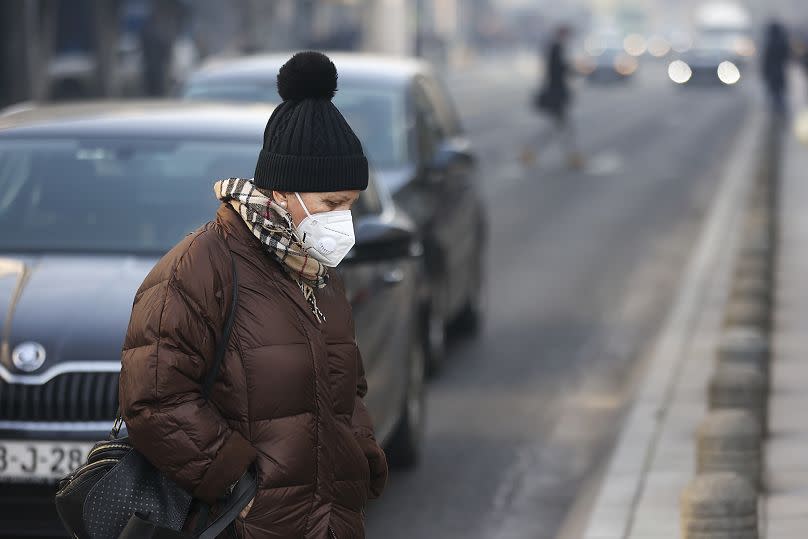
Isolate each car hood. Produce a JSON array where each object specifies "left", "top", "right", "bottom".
[
  {"left": 682, "top": 50, "right": 733, "bottom": 68},
  {"left": 0, "top": 255, "right": 157, "bottom": 376}
]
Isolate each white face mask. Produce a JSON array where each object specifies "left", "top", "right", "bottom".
[{"left": 294, "top": 192, "right": 356, "bottom": 267}]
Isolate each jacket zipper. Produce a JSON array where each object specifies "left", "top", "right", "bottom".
[
  {"left": 293, "top": 306, "right": 321, "bottom": 536},
  {"left": 87, "top": 443, "right": 129, "bottom": 459},
  {"left": 328, "top": 527, "right": 337, "bottom": 539},
  {"left": 69, "top": 458, "right": 118, "bottom": 480}
]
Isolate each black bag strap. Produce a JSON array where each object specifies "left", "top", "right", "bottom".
[
  {"left": 195, "top": 472, "right": 257, "bottom": 539},
  {"left": 111, "top": 253, "right": 239, "bottom": 438},
  {"left": 202, "top": 254, "right": 239, "bottom": 400},
  {"left": 121, "top": 473, "right": 256, "bottom": 539},
  {"left": 119, "top": 511, "right": 192, "bottom": 538}
]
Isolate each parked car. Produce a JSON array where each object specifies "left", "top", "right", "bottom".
[
  {"left": 0, "top": 101, "right": 425, "bottom": 535},
  {"left": 182, "top": 53, "right": 488, "bottom": 373}
]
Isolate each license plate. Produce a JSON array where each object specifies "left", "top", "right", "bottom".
[{"left": 0, "top": 441, "right": 94, "bottom": 483}]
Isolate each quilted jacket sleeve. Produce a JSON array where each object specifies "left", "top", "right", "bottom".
[
  {"left": 119, "top": 231, "right": 256, "bottom": 505},
  {"left": 351, "top": 346, "right": 388, "bottom": 499}
]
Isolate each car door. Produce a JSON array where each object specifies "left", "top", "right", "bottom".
[
  {"left": 412, "top": 75, "right": 479, "bottom": 316},
  {"left": 337, "top": 179, "right": 413, "bottom": 442}
]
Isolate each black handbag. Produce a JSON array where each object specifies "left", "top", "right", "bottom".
[
  {"left": 55, "top": 255, "right": 253, "bottom": 539},
  {"left": 532, "top": 86, "right": 554, "bottom": 113}
]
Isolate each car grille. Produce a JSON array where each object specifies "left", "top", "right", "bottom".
[{"left": 0, "top": 372, "right": 119, "bottom": 422}]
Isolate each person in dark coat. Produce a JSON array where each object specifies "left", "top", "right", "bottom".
[
  {"left": 762, "top": 21, "right": 791, "bottom": 115},
  {"left": 525, "top": 25, "right": 584, "bottom": 169},
  {"left": 543, "top": 26, "right": 572, "bottom": 119},
  {"left": 120, "top": 51, "right": 387, "bottom": 538}
]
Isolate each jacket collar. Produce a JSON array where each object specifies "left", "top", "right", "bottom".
[
  {"left": 215, "top": 203, "right": 264, "bottom": 260},
  {"left": 215, "top": 204, "right": 323, "bottom": 327}
]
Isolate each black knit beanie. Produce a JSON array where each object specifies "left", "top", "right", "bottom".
[{"left": 253, "top": 51, "right": 369, "bottom": 192}]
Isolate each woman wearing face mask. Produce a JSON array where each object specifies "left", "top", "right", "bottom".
[{"left": 119, "top": 51, "right": 387, "bottom": 538}]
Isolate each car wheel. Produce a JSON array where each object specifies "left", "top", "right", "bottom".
[
  {"left": 387, "top": 338, "right": 426, "bottom": 469},
  {"left": 423, "top": 289, "right": 447, "bottom": 377},
  {"left": 453, "top": 253, "right": 487, "bottom": 336}
]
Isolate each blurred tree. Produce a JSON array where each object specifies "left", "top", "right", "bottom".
[
  {"left": 0, "top": 0, "right": 58, "bottom": 107},
  {"left": 361, "top": 0, "right": 413, "bottom": 55},
  {"left": 189, "top": 0, "right": 251, "bottom": 59},
  {"left": 93, "top": 0, "right": 123, "bottom": 97},
  {"left": 140, "top": 0, "right": 183, "bottom": 96},
  {"left": 48, "top": 0, "right": 123, "bottom": 100},
  {"left": 295, "top": 0, "right": 316, "bottom": 48},
  {"left": 242, "top": 0, "right": 277, "bottom": 53}
]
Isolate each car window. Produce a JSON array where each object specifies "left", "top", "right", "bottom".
[
  {"left": 412, "top": 82, "right": 443, "bottom": 163},
  {"left": 185, "top": 80, "right": 410, "bottom": 169},
  {"left": 0, "top": 138, "right": 258, "bottom": 253},
  {"left": 419, "top": 75, "right": 463, "bottom": 136},
  {"left": 352, "top": 173, "right": 383, "bottom": 218},
  {"left": 183, "top": 80, "right": 278, "bottom": 102}
]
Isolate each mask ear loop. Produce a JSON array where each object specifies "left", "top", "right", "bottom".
[
  {"left": 295, "top": 192, "right": 314, "bottom": 218},
  {"left": 294, "top": 192, "right": 313, "bottom": 243}
]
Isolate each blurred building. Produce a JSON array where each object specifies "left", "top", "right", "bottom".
[{"left": 0, "top": 0, "right": 501, "bottom": 108}]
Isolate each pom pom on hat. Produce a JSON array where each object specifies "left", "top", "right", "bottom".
[
  {"left": 277, "top": 51, "right": 338, "bottom": 101},
  {"left": 255, "top": 51, "right": 368, "bottom": 193}
]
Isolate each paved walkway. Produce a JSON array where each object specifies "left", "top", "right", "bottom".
[{"left": 764, "top": 119, "right": 808, "bottom": 538}]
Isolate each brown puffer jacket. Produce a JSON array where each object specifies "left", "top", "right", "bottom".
[{"left": 119, "top": 204, "right": 388, "bottom": 539}]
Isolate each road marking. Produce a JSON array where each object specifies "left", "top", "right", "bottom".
[{"left": 585, "top": 150, "right": 624, "bottom": 177}]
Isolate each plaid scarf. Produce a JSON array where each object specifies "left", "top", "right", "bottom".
[{"left": 214, "top": 178, "right": 327, "bottom": 322}]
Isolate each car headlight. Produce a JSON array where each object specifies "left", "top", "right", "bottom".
[
  {"left": 623, "top": 34, "right": 647, "bottom": 57},
  {"left": 717, "top": 61, "right": 741, "bottom": 85},
  {"left": 614, "top": 54, "right": 638, "bottom": 76},
  {"left": 668, "top": 60, "right": 692, "bottom": 84},
  {"left": 795, "top": 109, "right": 808, "bottom": 146},
  {"left": 733, "top": 37, "right": 757, "bottom": 58},
  {"left": 575, "top": 57, "right": 596, "bottom": 75}
]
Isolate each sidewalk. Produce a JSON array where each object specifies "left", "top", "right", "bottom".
[{"left": 764, "top": 120, "right": 808, "bottom": 538}]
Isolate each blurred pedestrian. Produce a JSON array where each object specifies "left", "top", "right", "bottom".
[
  {"left": 762, "top": 21, "right": 791, "bottom": 116},
  {"left": 525, "top": 25, "right": 584, "bottom": 170},
  {"left": 119, "top": 52, "right": 387, "bottom": 538},
  {"left": 799, "top": 26, "right": 808, "bottom": 97}
]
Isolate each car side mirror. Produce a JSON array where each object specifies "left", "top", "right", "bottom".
[
  {"left": 420, "top": 137, "right": 475, "bottom": 184},
  {"left": 344, "top": 214, "right": 419, "bottom": 264},
  {"left": 431, "top": 137, "right": 475, "bottom": 169}
]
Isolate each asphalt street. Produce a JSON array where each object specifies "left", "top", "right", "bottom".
[{"left": 365, "top": 54, "right": 751, "bottom": 539}]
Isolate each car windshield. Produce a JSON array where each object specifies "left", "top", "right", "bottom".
[
  {"left": 0, "top": 138, "right": 258, "bottom": 254},
  {"left": 184, "top": 81, "right": 409, "bottom": 168}
]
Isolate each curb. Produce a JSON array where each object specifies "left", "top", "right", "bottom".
[
  {"left": 680, "top": 116, "right": 782, "bottom": 539},
  {"left": 576, "top": 108, "right": 763, "bottom": 539}
]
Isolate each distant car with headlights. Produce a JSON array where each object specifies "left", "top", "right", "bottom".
[
  {"left": 0, "top": 102, "right": 426, "bottom": 535},
  {"left": 182, "top": 53, "right": 488, "bottom": 374},
  {"left": 667, "top": 47, "right": 744, "bottom": 87},
  {"left": 575, "top": 47, "right": 639, "bottom": 83}
]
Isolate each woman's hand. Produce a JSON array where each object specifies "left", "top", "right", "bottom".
[
  {"left": 356, "top": 436, "right": 388, "bottom": 499},
  {"left": 239, "top": 496, "right": 255, "bottom": 519}
]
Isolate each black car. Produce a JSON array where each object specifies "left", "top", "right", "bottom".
[
  {"left": 0, "top": 102, "right": 425, "bottom": 535},
  {"left": 668, "top": 47, "right": 744, "bottom": 87},
  {"left": 182, "top": 53, "right": 487, "bottom": 373}
]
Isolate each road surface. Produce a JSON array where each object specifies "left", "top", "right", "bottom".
[{"left": 365, "top": 54, "right": 751, "bottom": 539}]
